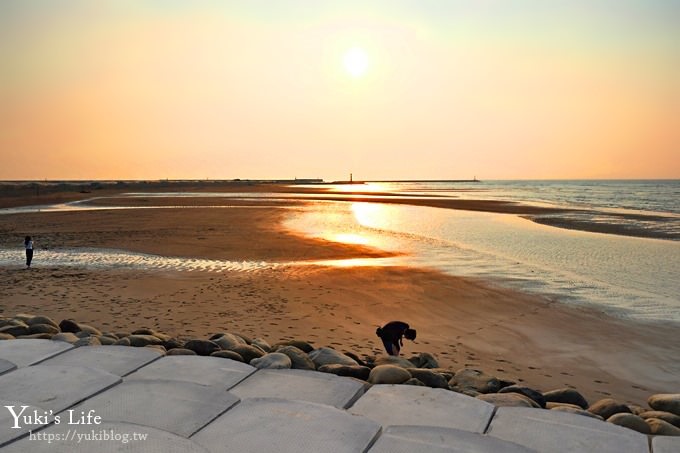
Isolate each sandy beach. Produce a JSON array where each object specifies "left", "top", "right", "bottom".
[{"left": 0, "top": 187, "right": 678, "bottom": 407}]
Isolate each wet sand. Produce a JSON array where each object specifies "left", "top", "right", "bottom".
[{"left": 1, "top": 192, "right": 678, "bottom": 406}]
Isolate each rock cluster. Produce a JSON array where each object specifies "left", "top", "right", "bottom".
[{"left": 2, "top": 313, "right": 679, "bottom": 437}]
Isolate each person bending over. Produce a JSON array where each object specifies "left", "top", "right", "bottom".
[{"left": 376, "top": 321, "right": 416, "bottom": 356}]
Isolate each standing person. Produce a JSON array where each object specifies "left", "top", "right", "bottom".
[
  {"left": 376, "top": 321, "right": 417, "bottom": 356},
  {"left": 24, "top": 236, "right": 33, "bottom": 268}
]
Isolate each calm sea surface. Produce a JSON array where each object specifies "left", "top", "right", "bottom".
[{"left": 286, "top": 180, "right": 680, "bottom": 323}]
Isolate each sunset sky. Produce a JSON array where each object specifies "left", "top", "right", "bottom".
[{"left": 1, "top": 1, "right": 678, "bottom": 181}]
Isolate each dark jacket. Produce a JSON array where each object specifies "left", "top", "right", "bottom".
[{"left": 376, "top": 321, "right": 410, "bottom": 346}]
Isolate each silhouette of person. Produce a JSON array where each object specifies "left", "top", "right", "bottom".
[
  {"left": 24, "top": 236, "right": 33, "bottom": 268},
  {"left": 376, "top": 321, "right": 416, "bottom": 356}
]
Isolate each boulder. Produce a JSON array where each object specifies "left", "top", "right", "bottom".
[
  {"left": 368, "top": 365, "right": 411, "bottom": 385},
  {"left": 647, "top": 418, "right": 680, "bottom": 436},
  {"left": 546, "top": 402, "right": 583, "bottom": 410},
  {"left": 404, "top": 378, "right": 427, "bottom": 386},
  {"left": 408, "top": 352, "right": 439, "bottom": 369},
  {"left": 113, "top": 337, "right": 131, "bottom": 346},
  {"left": 628, "top": 404, "right": 647, "bottom": 416},
  {"left": 51, "top": 332, "right": 80, "bottom": 344},
  {"left": 639, "top": 411, "right": 680, "bottom": 428},
  {"left": 163, "top": 338, "right": 184, "bottom": 350},
  {"left": 166, "top": 348, "right": 197, "bottom": 356},
  {"left": 449, "top": 368, "right": 500, "bottom": 394},
  {"left": 231, "top": 332, "right": 252, "bottom": 344},
  {"left": 145, "top": 345, "right": 167, "bottom": 354},
  {"left": 606, "top": 413, "right": 651, "bottom": 434},
  {"left": 343, "top": 352, "right": 368, "bottom": 367},
  {"left": 478, "top": 393, "right": 540, "bottom": 408},
  {"left": 543, "top": 388, "right": 589, "bottom": 409},
  {"left": 308, "top": 347, "right": 358, "bottom": 367},
  {"left": 0, "top": 333, "right": 15, "bottom": 340},
  {"left": 131, "top": 328, "right": 170, "bottom": 342},
  {"left": 251, "top": 338, "right": 271, "bottom": 353},
  {"left": 28, "top": 324, "right": 60, "bottom": 335},
  {"left": 97, "top": 336, "right": 117, "bottom": 346},
  {"left": 407, "top": 369, "right": 449, "bottom": 389},
  {"left": 499, "top": 385, "right": 547, "bottom": 408},
  {"left": 317, "top": 364, "right": 371, "bottom": 381},
  {"left": 374, "top": 355, "right": 418, "bottom": 369},
  {"left": 12, "top": 314, "right": 34, "bottom": 322},
  {"left": 550, "top": 406, "right": 604, "bottom": 420},
  {"left": 211, "top": 333, "right": 246, "bottom": 350},
  {"left": 229, "top": 344, "right": 264, "bottom": 363},
  {"left": 78, "top": 324, "right": 103, "bottom": 336},
  {"left": 588, "top": 398, "right": 632, "bottom": 420},
  {"left": 0, "top": 325, "right": 29, "bottom": 337},
  {"left": 59, "top": 319, "right": 81, "bottom": 333},
  {"left": 16, "top": 333, "right": 52, "bottom": 339},
  {"left": 26, "top": 316, "right": 59, "bottom": 328},
  {"left": 74, "top": 336, "right": 101, "bottom": 347},
  {"left": 272, "top": 340, "right": 314, "bottom": 353},
  {"left": 648, "top": 394, "right": 680, "bottom": 416},
  {"left": 210, "top": 350, "right": 244, "bottom": 362},
  {"left": 127, "top": 335, "right": 163, "bottom": 347},
  {"left": 276, "top": 346, "right": 316, "bottom": 370},
  {"left": 250, "top": 353, "right": 292, "bottom": 369},
  {"left": 183, "top": 339, "right": 220, "bottom": 356}
]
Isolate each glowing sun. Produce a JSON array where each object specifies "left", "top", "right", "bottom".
[{"left": 343, "top": 47, "right": 369, "bottom": 78}]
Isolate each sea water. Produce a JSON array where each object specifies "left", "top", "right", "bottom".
[{"left": 285, "top": 180, "right": 680, "bottom": 323}]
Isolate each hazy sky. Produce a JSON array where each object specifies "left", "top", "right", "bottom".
[{"left": 1, "top": 1, "right": 678, "bottom": 180}]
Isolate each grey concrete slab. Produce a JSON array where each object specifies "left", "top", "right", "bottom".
[
  {"left": 487, "top": 407, "right": 649, "bottom": 453},
  {"left": 70, "top": 380, "right": 239, "bottom": 437},
  {"left": 229, "top": 369, "right": 366, "bottom": 409},
  {"left": 192, "top": 397, "right": 381, "bottom": 453},
  {"left": 1, "top": 421, "right": 210, "bottom": 452},
  {"left": 39, "top": 346, "right": 162, "bottom": 377},
  {"left": 0, "top": 359, "right": 16, "bottom": 376},
  {"left": 125, "top": 356, "right": 255, "bottom": 390},
  {"left": 349, "top": 385, "right": 495, "bottom": 433},
  {"left": 0, "top": 400, "right": 53, "bottom": 448},
  {"left": 0, "top": 365, "right": 121, "bottom": 413},
  {"left": 652, "top": 436, "right": 680, "bottom": 453},
  {"left": 0, "top": 339, "right": 72, "bottom": 368},
  {"left": 369, "top": 425, "right": 537, "bottom": 453}
]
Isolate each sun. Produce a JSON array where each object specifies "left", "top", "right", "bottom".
[{"left": 343, "top": 47, "right": 369, "bottom": 78}]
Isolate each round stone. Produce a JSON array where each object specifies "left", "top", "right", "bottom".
[
  {"left": 276, "top": 346, "right": 316, "bottom": 370},
  {"left": 407, "top": 369, "right": 449, "bottom": 389},
  {"left": 543, "top": 388, "right": 589, "bottom": 409},
  {"left": 167, "top": 348, "right": 197, "bottom": 356},
  {"left": 588, "top": 398, "right": 632, "bottom": 420},
  {"left": 250, "top": 353, "right": 292, "bottom": 369},
  {"left": 648, "top": 394, "right": 680, "bottom": 417},
  {"left": 449, "top": 368, "right": 500, "bottom": 394},
  {"left": 210, "top": 350, "right": 244, "bottom": 362},
  {"left": 477, "top": 393, "right": 540, "bottom": 408},
  {"left": 607, "top": 413, "right": 651, "bottom": 434},
  {"left": 368, "top": 365, "right": 411, "bottom": 384},
  {"left": 308, "top": 347, "right": 358, "bottom": 367},
  {"left": 317, "top": 364, "right": 371, "bottom": 381}
]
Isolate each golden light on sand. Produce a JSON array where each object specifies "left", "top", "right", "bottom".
[
  {"left": 331, "top": 233, "right": 370, "bottom": 245},
  {"left": 343, "top": 47, "right": 369, "bottom": 77}
]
